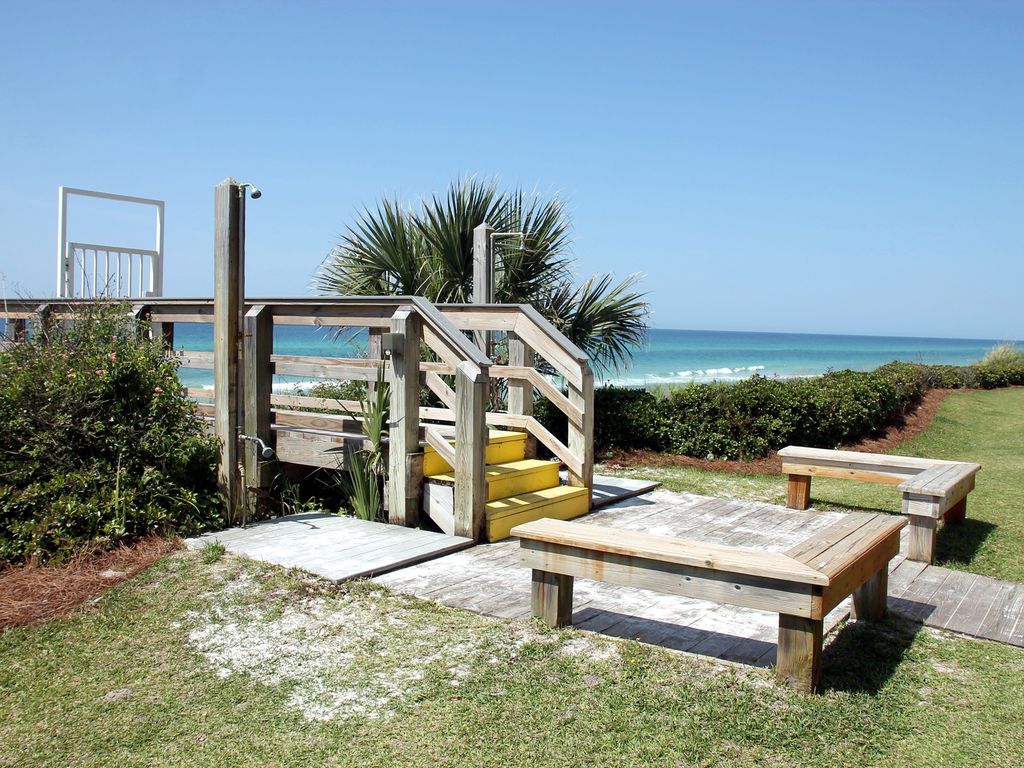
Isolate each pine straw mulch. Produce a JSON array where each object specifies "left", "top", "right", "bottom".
[
  {"left": 600, "top": 387, "right": 957, "bottom": 475},
  {"left": 0, "top": 535, "right": 179, "bottom": 631}
]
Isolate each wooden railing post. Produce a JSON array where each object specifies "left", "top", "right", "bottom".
[
  {"left": 387, "top": 306, "right": 423, "bottom": 527},
  {"left": 507, "top": 332, "right": 537, "bottom": 459},
  {"left": 33, "top": 304, "right": 53, "bottom": 342},
  {"left": 454, "top": 361, "right": 488, "bottom": 540},
  {"left": 471, "top": 222, "right": 495, "bottom": 356},
  {"left": 366, "top": 327, "right": 383, "bottom": 401},
  {"left": 214, "top": 178, "right": 243, "bottom": 525},
  {"left": 244, "top": 305, "right": 273, "bottom": 520},
  {"left": 566, "top": 365, "right": 594, "bottom": 495}
]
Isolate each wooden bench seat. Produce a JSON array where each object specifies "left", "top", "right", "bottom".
[
  {"left": 511, "top": 512, "right": 906, "bottom": 692},
  {"left": 778, "top": 446, "right": 980, "bottom": 563}
]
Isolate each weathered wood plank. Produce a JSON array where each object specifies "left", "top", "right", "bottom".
[
  {"left": 513, "top": 518, "right": 828, "bottom": 585},
  {"left": 776, "top": 614, "right": 823, "bottom": 693},
  {"left": 213, "top": 178, "right": 241, "bottom": 524},
  {"left": 786, "top": 474, "right": 812, "bottom": 509},
  {"left": 532, "top": 569, "right": 574, "bottom": 627},
  {"left": 243, "top": 304, "right": 273, "bottom": 518},
  {"left": 518, "top": 541, "right": 820, "bottom": 618},
  {"left": 387, "top": 306, "right": 423, "bottom": 527},
  {"left": 454, "top": 362, "right": 488, "bottom": 540}
]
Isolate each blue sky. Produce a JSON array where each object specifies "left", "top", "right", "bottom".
[{"left": 1, "top": 1, "right": 1021, "bottom": 339}]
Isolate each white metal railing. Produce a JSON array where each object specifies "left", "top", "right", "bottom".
[
  {"left": 67, "top": 242, "right": 161, "bottom": 298},
  {"left": 57, "top": 186, "right": 164, "bottom": 298}
]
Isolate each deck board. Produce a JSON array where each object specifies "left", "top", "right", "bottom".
[{"left": 187, "top": 513, "right": 474, "bottom": 581}]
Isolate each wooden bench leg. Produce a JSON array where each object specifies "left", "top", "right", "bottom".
[
  {"left": 943, "top": 497, "right": 967, "bottom": 524},
  {"left": 907, "top": 515, "right": 937, "bottom": 564},
  {"left": 531, "top": 569, "right": 574, "bottom": 628},
  {"left": 786, "top": 474, "right": 812, "bottom": 510},
  {"left": 776, "top": 614, "right": 823, "bottom": 693},
  {"left": 852, "top": 567, "right": 888, "bottom": 621}
]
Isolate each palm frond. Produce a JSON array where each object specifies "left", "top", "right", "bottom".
[{"left": 540, "top": 273, "right": 649, "bottom": 373}]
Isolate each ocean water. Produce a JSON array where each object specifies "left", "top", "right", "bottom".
[
  {"left": 171, "top": 324, "right": 1016, "bottom": 390},
  {"left": 610, "top": 328, "right": 1016, "bottom": 387}
]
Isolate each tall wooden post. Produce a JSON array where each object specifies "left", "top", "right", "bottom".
[
  {"left": 454, "top": 361, "right": 488, "bottom": 540},
  {"left": 507, "top": 333, "right": 537, "bottom": 459},
  {"left": 471, "top": 222, "right": 495, "bottom": 356},
  {"left": 387, "top": 307, "right": 423, "bottom": 526},
  {"left": 244, "top": 304, "right": 274, "bottom": 520},
  {"left": 214, "top": 178, "right": 243, "bottom": 525},
  {"left": 566, "top": 365, "right": 594, "bottom": 493}
]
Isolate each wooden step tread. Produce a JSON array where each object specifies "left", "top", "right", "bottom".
[
  {"left": 486, "top": 485, "right": 589, "bottom": 518},
  {"left": 425, "top": 459, "right": 558, "bottom": 485},
  {"left": 421, "top": 429, "right": 527, "bottom": 452},
  {"left": 485, "top": 485, "right": 591, "bottom": 542}
]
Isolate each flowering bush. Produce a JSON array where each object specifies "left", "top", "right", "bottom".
[{"left": 0, "top": 303, "right": 221, "bottom": 562}]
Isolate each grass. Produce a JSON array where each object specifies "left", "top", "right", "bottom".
[
  {"left": 2, "top": 553, "right": 1023, "bottom": 768},
  {"left": 609, "top": 388, "right": 1024, "bottom": 582}
]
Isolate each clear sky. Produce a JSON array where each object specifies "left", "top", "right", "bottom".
[{"left": 1, "top": 1, "right": 1021, "bottom": 339}]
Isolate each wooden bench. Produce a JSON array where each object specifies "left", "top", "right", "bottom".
[
  {"left": 511, "top": 513, "right": 906, "bottom": 692},
  {"left": 778, "top": 446, "right": 981, "bottom": 564}
]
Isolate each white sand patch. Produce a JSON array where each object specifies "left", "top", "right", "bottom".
[{"left": 184, "top": 572, "right": 615, "bottom": 722}]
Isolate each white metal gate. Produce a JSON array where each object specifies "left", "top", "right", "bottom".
[{"left": 56, "top": 186, "right": 165, "bottom": 298}]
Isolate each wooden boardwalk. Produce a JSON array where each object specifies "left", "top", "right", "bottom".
[
  {"left": 187, "top": 513, "right": 474, "bottom": 582},
  {"left": 376, "top": 489, "right": 1024, "bottom": 667},
  {"left": 185, "top": 476, "right": 658, "bottom": 583},
  {"left": 889, "top": 559, "right": 1024, "bottom": 646}
]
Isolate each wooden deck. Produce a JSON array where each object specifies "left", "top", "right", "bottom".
[
  {"left": 376, "top": 490, "right": 856, "bottom": 666},
  {"left": 376, "top": 489, "right": 1024, "bottom": 666}
]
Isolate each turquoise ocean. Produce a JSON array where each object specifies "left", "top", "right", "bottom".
[{"left": 172, "top": 324, "right": 1018, "bottom": 391}]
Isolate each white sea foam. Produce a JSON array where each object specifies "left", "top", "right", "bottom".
[{"left": 604, "top": 363, "right": 772, "bottom": 387}]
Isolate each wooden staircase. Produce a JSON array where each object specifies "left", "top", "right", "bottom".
[{"left": 421, "top": 430, "right": 590, "bottom": 541}]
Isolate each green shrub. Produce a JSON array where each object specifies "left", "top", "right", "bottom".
[
  {"left": 973, "top": 344, "right": 1024, "bottom": 389},
  {"left": 915, "top": 364, "right": 978, "bottom": 389},
  {"left": 304, "top": 379, "right": 368, "bottom": 402},
  {"left": 558, "top": 361, "right": 927, "bottom": 461},
  {"left": 0, "top": 303, "right": 221, "bottom": 563}
]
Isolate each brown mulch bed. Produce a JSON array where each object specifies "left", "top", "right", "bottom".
[
  {"left": 0, "top": 536, "right": 178, "bottom": 630},
  {"left": 601, "top": 388, "right": 957, "bottom": 475}
]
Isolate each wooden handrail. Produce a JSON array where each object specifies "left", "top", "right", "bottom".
[{"left": 3, "top": 295, "right": 594, "bottom": 535}]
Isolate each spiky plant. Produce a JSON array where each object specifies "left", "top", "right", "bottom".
[{"left": 316, "top": 178, "right": 648, "bottom": 373}]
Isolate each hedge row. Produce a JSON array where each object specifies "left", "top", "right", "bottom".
[
  {"left": 537, "top": 359, "right": 1024, "bottom": 461},
  {"left": 0, "top": 305, "right": 222, "bottom": 563}
]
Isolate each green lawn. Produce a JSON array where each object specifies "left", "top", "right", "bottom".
[
  {"left": 3, "top": 388, "right": 1024, "bottom": 767},
  {"left": 2, "top": 553, "right": 1023, "bottom": 768},
  {"left": 612, "top": 388, "right": 1024, "bottom": 582}
]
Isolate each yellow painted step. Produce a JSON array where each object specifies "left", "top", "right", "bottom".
[
  {"left": 485, "top": 485, "right": 591, "bottom": 542},
  {"left": 427, "top": 459, "right": 560, "bottom": 501},
  {"left": 422, "top": 430, "right": 527, "bottom": 476}
]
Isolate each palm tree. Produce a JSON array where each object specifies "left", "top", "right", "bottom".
[{"left": 316, "top": 178, "right": 648, "bottom": 372}]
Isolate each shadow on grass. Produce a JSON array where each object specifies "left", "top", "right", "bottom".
[
  {"left": 821, "top": 615, "right": 921, "bottom": 694},
  {"left": 573, "top": 607, "right": 923, "bottom": 694},
  {"left": 935, "top": 518, "right": 996, "bottom": 567},
  {"left": 572, "top": 608, "right": 775, "bottom": 667}
]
